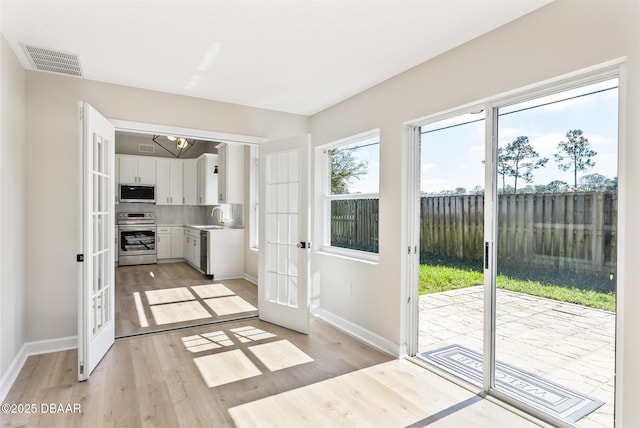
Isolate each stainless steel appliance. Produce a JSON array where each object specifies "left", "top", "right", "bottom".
[
  {"left": 119, "top": 184, "right": 155, "bottom": 203},
  {"left": 200, "top": 229, "right": 212, "bottom": 279},
  {"left": 117, "top": 212, "right": 157, "bottom": 266}
]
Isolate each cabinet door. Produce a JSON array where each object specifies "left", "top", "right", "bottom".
[
  {"left": 218, "top": 144, "right": 245, "bottom": 204},
  {"left": 218, "top": 145, "right": 227, "bottom": 203},
  {"left": 155, "top": 159, "right": 171, "bottom": 205},
  {"left": 156, "top": 159, "right": 183, "bottom": 205},
  {"left": 197, "top": 154, "right": 218, "bottom": 205},
  {"left": 137, "top": 157, "right": 156, "bottom": 185},
  {"left": 169, "top": 160, "right": 183, "bottom": 205},
  {"left": 193, "top": 236, "right": 201, "bottom": 267},
  {"left": 118, "top": 156, "right": 138, "bottom": 184},
  {"left": 171, "top": 227, "right": 183, "bottom": 258},
  {"left": 184, "top": 234, "right": 191, "bottom": 263},
  {"left": 157, "top": 231, "right": 171, "bottom": 259},
  {"left": 183, "top": 159, "right": 198, "bottom": 205}
]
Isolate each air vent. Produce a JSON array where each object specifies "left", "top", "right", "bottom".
[
  {"left": 138, "top": 144, "right": 155, "bottom": 154},
  {"left": 22, "top": 44, "right": 82, "bottom": 77}
]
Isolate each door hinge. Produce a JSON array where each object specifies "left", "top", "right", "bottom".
[
  {"left": 408, "top": 246, "right": 411, "bottom": 254},
  {"left": 79, "top": 362, "right": 84, "bottom": 375},
  {"left": 76, "top": 254, "right": 84, "bottom": 262},
  {"left": 297, "top": 241, "right": 312, "bottom": 249}
]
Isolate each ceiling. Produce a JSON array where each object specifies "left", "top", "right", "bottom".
[{"left": 1, "top": 0, "right": 553, "bottom": 116}]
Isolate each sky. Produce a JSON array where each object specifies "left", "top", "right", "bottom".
[{"left": 420, "top": 78, "right": 619, "bottom": 194}]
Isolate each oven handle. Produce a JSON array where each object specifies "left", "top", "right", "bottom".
[{"left": 119, "top": 225, "right": 157, "bottom": 232}]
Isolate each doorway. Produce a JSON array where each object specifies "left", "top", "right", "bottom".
[
  {"left": 110, "top": 122, "right": 264, "bottom": 338},
  {"left": 411, "top": 72, "right": 620, "bottom": 427}
]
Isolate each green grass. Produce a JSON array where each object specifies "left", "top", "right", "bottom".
[{"left": 419, "top": 253, "right": 616, "bottom": 312}]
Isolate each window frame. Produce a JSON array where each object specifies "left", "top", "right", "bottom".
[{"left": 320, "top": 129, "right": 380, "bottom": 262}]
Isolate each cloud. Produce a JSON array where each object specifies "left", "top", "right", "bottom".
[
  {"left": 529, "top": 133, "right": 565, "bottom": 156},
  {"left": 421, "top": 177, "right": 448, "bottom": 193}
]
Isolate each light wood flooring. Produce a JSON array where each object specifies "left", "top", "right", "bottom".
[
  {"left": 2, "top": 317, "right": 541, "bottom": 427},
  {"left": 115, "top": 262, "right": 258, "bottom": 337}
]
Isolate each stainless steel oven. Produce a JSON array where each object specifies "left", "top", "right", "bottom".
[{"left": 117, "top": 212, "right": 157, "bottom": 266}]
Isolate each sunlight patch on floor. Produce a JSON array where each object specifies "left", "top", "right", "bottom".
[
  {"left": 191, "top": 283, "right": 235, "bottom": 298},
  {"left": 204, "top": 296, "right": 257, "bottom": 316},
  {"left": 150, "top": 300, "right": 212, "bottom": 325},
  {"left": 194, "top": 349, "right": 262, "bottom": 388},
  {"left": 182, "top": 330, "right": 235, "bottom": 353},
  {"left": 248, "top": 339, "right": 314, "bottom": 371},
  {"left": 231, "top": 326, "right": 276, "bottom": 343},
  {"left": 145, "top": 287, "right": 196, "bottom": 305},
  {"left": 132, "top": 292, "right": 149, "bottom": 328}
]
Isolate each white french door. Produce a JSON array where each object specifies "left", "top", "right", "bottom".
[
  {"left": 77, "top": 102, "right": 115, "bottom": 380},
  {"left": 258, "top": 135, "right": 311, "bottom": 334}
]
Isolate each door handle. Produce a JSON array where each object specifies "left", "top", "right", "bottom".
[{"left": 484, "top": 242, "right": 489, "bottom": 270}]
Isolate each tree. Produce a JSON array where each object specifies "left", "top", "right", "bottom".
[
  {"left": 579, "top": 173, "right": 617, "bottom": 191},
  {"left": 555, "top": 129, "right": 597, "bottom": 189},
  {"left": 329, "top": 146, "right": 369, "bottom": 194},
  {"left": 500, "top": 136, "right": 548, "bottom": 193},
  {"left": 535, "top": 180, "right": 569, "bottom": 193}
]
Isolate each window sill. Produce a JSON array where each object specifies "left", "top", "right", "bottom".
[{"left": 315, "top": 247, "right": 379, "bottom": 265}]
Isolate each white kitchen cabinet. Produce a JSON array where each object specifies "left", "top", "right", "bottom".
[
  {"left": 171, "top": 226, "right": 183, "bottom": 258},
  {"left": 157, "top": 226, "right": 184, "bottom": 259},
  {"left": 157, "top": 227, "right": 172, "bottom": 259},
  {"left": 183, "top": 227, "right": 202, "bottom": 268},
  {"left": 156, "top": 159, "right": 183, "bottom": 205},
  {"left": 182, "top": 159, "right": 198, "bottom": 205},
  {"left": 217, "top": 143, "right": 245, "bottom": 204},
  {"left": 118, "top": 155, "right": 156, "bottom": 185},
  {"left": 207, "top": 228, "right": 245, "bottom": 279},
  {"left": 197, "top": 153, "right": 218, "bottom": 206}
]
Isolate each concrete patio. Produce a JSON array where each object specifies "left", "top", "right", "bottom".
[{"left": 419, "top": 286, "right": 615, "bottom": 428}]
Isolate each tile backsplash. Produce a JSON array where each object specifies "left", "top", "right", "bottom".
[{"left": 116, "top": 203, "right": 244, "bottom": 227}]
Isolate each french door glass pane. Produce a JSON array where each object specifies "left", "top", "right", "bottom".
[
  {"left": 265, "top": 150, "right": 300, "bottom": 308},
  {"left": 494, "top": 79, "right": 618, "bottom": 427},
  {"left": 416, "top": 112, "right": 486, "bottom": 386}
]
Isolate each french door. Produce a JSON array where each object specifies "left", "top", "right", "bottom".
[
  {"left": 412, "top": 72, "right": 620, "bottom": 427},
  {"left": 258, "top": 135, "right": 312, "bottom": 334},
  {"left": 77, "top": 102, "right": 115, "bottom": 380}
]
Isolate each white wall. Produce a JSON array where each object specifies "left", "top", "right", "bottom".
[
  {"left": 24, "top": 72, "right": 308, "bottom": 342},
  {"left": 0, "top": 35, "right": 27, "bottom": 378},
  {"left": 310, "top": 0, "right": 639, "bottom": 424}
]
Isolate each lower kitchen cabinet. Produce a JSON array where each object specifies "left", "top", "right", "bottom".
[
  {"left": 157, "top": 226, "right": 184, "bottom": 260},
  {"left": 183, "top": 227, "right": 201, "bottom": 268}
]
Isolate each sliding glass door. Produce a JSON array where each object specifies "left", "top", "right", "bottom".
[
  {"left": 414, "top": 74, "right": 619, "bottom": 428},
  {"left": 492, "top": 78, "right": 618, "bottom": 427}
]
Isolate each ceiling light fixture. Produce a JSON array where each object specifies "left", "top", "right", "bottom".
[{"left": 151, "top": 135, "right": 195, "bottom": 159}]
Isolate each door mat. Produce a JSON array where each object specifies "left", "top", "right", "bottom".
[{"left": 418, "top": 344, "right": 604, "bottom": 423}]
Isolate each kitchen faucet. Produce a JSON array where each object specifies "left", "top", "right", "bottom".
[{"left": 210, "top": 206, "right": 225, "bottom": 226}]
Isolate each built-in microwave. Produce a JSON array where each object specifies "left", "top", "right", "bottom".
[{"left": 119, "top": 185, "right": 155, "bottom": 203}]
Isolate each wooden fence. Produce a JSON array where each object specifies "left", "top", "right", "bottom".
[
  {"left": 420, "top": 192, "right": 617, "bottom": 274},
  {"left": 330, "top": 198, "right": 379, "bottom": 253}
]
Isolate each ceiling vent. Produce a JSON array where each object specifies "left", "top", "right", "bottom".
[
  {"left": 22, "top": 44, "right": 82, "bottom": 77},
  {"left": 138, "top": 144, "right": 156, "bottom": 154}
]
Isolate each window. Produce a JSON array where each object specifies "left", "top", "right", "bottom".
[{"left": 323, "top": 130, "right": 380, "bottom": 258}]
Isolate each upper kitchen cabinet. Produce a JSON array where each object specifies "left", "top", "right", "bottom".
[
  {"left": 156, "top": 158, "right": 183, "bottom": 205},
  {"left": 182, "top": 159, "right": 198, "bottom": 205},
  {"left": 197, "top": 153, "right": 218, "bottom": 206},
  {"left": 118, "top": 155, "right": 156, "bottom": 185},
  {"left": 217, "top": 143, "right": 245, "bottom": 204}
]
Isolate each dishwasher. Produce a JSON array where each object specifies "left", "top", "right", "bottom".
[{"left": 200, "top": 230, "right": 212, "bottom": 279}]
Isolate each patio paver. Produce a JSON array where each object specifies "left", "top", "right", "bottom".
[{"left": 419, "top": 286, "right": 615, "bottom": 428}]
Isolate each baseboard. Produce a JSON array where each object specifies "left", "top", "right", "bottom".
[
  {"left": 0, "top": 336, "right": 77, "bottom": 402},
  {"left": 243, "top": 273, "right": 258, "bottom": 285},
  {"left": 314, "top": 308, "right": 401, "bottom": 358}
]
